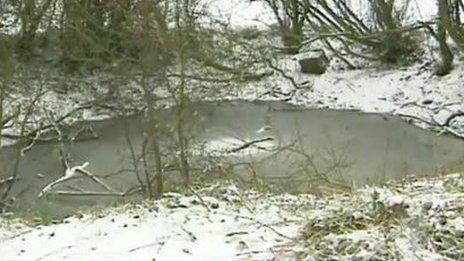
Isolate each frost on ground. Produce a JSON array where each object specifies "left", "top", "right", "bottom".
[{"left": 1, "top": 174, "right": 464, "bottom": 260}]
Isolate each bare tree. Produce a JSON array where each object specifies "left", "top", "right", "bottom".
[
  {"left": 260, "top": 0, "right": 306, "bottom": 54},
  {"left": 132, "top": 0, "right": 170, "bottom": 199},
  {"left": 301, "top": 0, "right": 421, "bottom": 64},
  {"left": 7, "top": 0, "right": 56, "bottom": 58},
  {"left": 0, "top": 75, "right": 46, "bottom": 207}
]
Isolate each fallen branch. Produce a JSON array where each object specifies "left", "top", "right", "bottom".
[
  {"left": 0, "top": 176, "right": 20, "bottom": 187},
  {"left": 188, "top": 186, "right": 211, "bottom": 212},
  {"left": 46, "top": 191, "right": 125, "bottom": 197},
  {"left": 217, "top": 211, "right": 295, "bottom": 240},
  {"left": 181, "top": 226, "right": 197, "bottom": 242},
  {"left": 128, "top": 243, "right": 158, "bottom": 253},
  {"left": 227, "top": 137, "right": 274, "bottom": 154},
  {"left": 266, "top": 59, "right": 308, "bottom": 91},
  {"left": 397, "top": 111, "right": 464, "bottom": 139},
  {"left": 1, "top": 104, "right": 93, "bottom": 141},
  {"left": 36, "top": 245, "right": 75, "bottom": 261},
  {"left": 226, "top": 231, "right": 249, "bottom": 237},
  {"left": 70, "top": 125, "right": 99, "bottom": 142},
  {"left": 235, "top": 250, "right": 267, "bottom": 257},
  {"left": 38, "top": 162, "right": 117, "bottom": 198},
  {"left": 74, "top": 165, "right": 115, "bottom": 192},
  {"left": 442, "top": 111, "right": 464, "bottom": 127}
]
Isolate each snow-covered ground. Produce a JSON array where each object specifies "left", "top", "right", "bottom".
[
  {"left": 1, "top": 174, "right": 463, "bottom": 260},
  {"left": 1, "top": 1, "right": 464, "bottom": 259},
  {"left": 0, "top": 184, "right": 308, "bottom": 260}
]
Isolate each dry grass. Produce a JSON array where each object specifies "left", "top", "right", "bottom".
[{"left": 295, "top": 173, "right": 464, "bottom": 260}]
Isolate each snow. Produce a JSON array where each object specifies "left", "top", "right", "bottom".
[
  {"left": 194, "top": 136, "right": 275, "bottom": 157},
  {"left": 204, "top": 0, "right": 274, "bottom": 28},
  {"left": 0, "top": 185, "right": 309, "bottom": 260},
  {"left": 296, "top": 173, "right": 464, "bottom": 259},
  {"left": 2, "top": 173, "right": 464, "bottom": 260},
  {"left": 1, "top": 1, "right": 464, "bottom": 259}
]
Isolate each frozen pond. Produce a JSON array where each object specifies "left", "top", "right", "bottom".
[{"left": 1, "top": 101, "right": 464, "bottom": 218}]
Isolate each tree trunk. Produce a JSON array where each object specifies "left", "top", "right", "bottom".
[
  {"left": 281, "top": 0, "right": 303, "bottom": 54},
  {"left": 446, "top": 0, "right": 464, "bottom": 51},
  {"left": 437, "top": 0, "right": 454, "bottom": 75},
  {"left": 175, "top": 0, "right": 190, "bottom": 187},
  {"left": 0, "top": 89, "right": 3, "bottom": 148},
  {"left": 18, "top": 0, "right": 54, "bottom": 58},
  {"left": 152, "top": 137, "right": 163, "bottom": 199},
  {"left": 177, "top": 51, "right": 190, "bottom": 187},
  {"left": 141, "top": 74, "right": 164, "bottom": 199}
]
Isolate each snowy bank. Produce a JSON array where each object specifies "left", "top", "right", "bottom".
[
  {"left": 294, "top": 173, "right": 464, "bottom": 260},
  {"left": 1, "top": 173, "right": 464, "bottom": 260},
  {"left": 0, "top": 184, "right": 309, "bottom": 260},
  {"left": 225, "top": 54, "right": 464, "bottom": 139}
]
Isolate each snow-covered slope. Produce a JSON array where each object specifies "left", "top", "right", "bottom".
[
  {"left": 0, "top": 185, "right": 308, "bottom": 260},
  {"left": 2, "top": 174, "right": 464, "bottom": 260}
]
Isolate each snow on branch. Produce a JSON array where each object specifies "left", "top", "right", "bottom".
[{"left": 38, "top": 162, "right": 117, "bottom": 198}]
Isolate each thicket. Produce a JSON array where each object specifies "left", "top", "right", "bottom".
[{"left": 262, "top": 0, "right": 464, "bottom": 71}]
